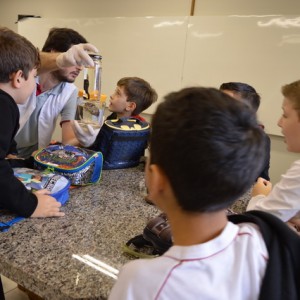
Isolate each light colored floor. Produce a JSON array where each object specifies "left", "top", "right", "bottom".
[{"left": 1, "top": 275, "right": 29, "bottom": 300}]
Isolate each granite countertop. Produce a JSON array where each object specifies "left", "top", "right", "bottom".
[{"left": 0, "top": 165, "right": 160, "bottom": 299}]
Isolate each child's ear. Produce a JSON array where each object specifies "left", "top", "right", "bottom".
[
  {"left": 125, "top": 101, "right": 136, "bottom": 113},
  {"left": 147, "top": 164, "right": 168, "bottom": 198},
  {"left": 11, "top": 70, "right": 24, "bottom": 88}
]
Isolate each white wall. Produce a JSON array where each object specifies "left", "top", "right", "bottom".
[
  {"left": 0, "top": 0, "right": 191, "bottom": 31},
  {"left": 194, "top": 0, "right": 300, "bottom": 15},
  {"left": 0, "top": 0, "right": 299, "bottom": 184}
]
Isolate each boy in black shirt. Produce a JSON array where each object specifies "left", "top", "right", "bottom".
[{"left": 0, "top": 27, "right": 64, "bottom": 217}]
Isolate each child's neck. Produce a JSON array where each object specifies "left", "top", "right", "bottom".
[
  {"left": 168, "top": 210, "right": 228, "bottom": 246},
  {"left": 116, "top": 111, "right": 133, "bottom": 119}
]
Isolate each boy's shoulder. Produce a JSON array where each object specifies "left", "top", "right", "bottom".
[
  {"left": 0, "top": 89, "right": 13, "bottom": 102},
  {"left": 229, "top": 210, "right": 300, "bottom": 259},
  {"left": 0, "top": 89, "right": 18, "bottom": 110},
  {"left": 131, "top": 115, "right": 146, "bottom": 122},
  {"left": 229, "top": 210, "right": 300, "bottom": 241},
  {"left": 124, "top": 220, "right": 266, "bottom": 272},
  {"left": 229, "top": 210, "right": 300, "bottom": 299},
  {"left": 111, "top": 221, "right": 267, "bottom": 300}
]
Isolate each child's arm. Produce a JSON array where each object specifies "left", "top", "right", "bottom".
[
  {"left": 247, "top": 161, "right": 300, "bottom": 222},
  {"left": 61, "top": 121, "right": 80, "bottom": 146},
  {"left": 1, "top": 157, "right": 63, "bottom": 218},
  {"left": 0, "top": 98, "right": 64, "bottom": 218}
]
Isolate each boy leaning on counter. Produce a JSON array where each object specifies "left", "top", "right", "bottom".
[{"left": 0, "top": 27, "right": 95, "bottom": 218}]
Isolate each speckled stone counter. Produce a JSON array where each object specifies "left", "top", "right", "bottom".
[{"left": 0, "top": 165, "right": 160, "bottom": 299}]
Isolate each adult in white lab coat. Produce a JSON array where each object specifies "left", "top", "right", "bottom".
[{"left": 15, "top": 27, "right": 98, "bottom": 158}]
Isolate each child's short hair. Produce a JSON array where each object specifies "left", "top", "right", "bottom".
[
  {"left": 0, "top": 27, "right": 40, "bottom": 83},
  {"left": 117, "top": 77, "right": 158, "bottom": 115},
  {"left": 42, "top": 27, "right": 88, "bottom": 52},
  {"left": 150, "top": 87, "right": 266, "bottom": 212},
  {"left": 281, "top": 80, "right": 300, "bottom": 118},
  {"left": 220, "top": 82, "right": 261, "bottom": 112}
]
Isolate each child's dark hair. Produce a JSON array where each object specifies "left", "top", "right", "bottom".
[
  {"left": 0, "top": 27, "right": 40, "bottom": 83},
  {"left": 220, "top": 82, "right": 261, "bottom": 112},
  {"left": 150, "top": 87, "right": 266, "bottom": 212},
  {"left": 117, "top": 77, "right": 158, "bottom": 115},
  {"left": 42, "top": 27, "right": 88, "bottom": 52}
]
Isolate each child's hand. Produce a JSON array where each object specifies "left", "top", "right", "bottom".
[
  {"left": 252, "top": 177, "right": 272, "bottom": 197},
  {"left": 286, "top": 217, "right": 300, "bottom": 235},
  {"left": 5, "top": 154, "right": 19, "bottom": 159},
  {"left": 71, "top": 120, "right": 101, "bottom": 147},
  {"left": 31, "top": 189, "right": 65, "bottom": 218}
]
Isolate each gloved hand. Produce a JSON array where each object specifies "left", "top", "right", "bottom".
[
  {"left": 56, "top": 43, "right": 99, "bottom": 68},
  {"left": 71, "top": 120, "right": 101, "bottom": 147}
]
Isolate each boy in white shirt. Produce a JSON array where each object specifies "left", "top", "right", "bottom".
[
  {"left": 247, "top": 79, "right": 300, "bottom": 232},
  {"left": 109, "top": 87, "right": 300, "bottom": 300},
  {"left": 109, "top": 87, "right": 272, "bottom": 300}
]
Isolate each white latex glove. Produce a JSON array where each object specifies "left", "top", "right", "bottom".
[
  {"left": 71, "top": 120, "right": 101, "bottom": 147},
  {"left": 56, "top": 43, "right": 99, "bottom": 68}
]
